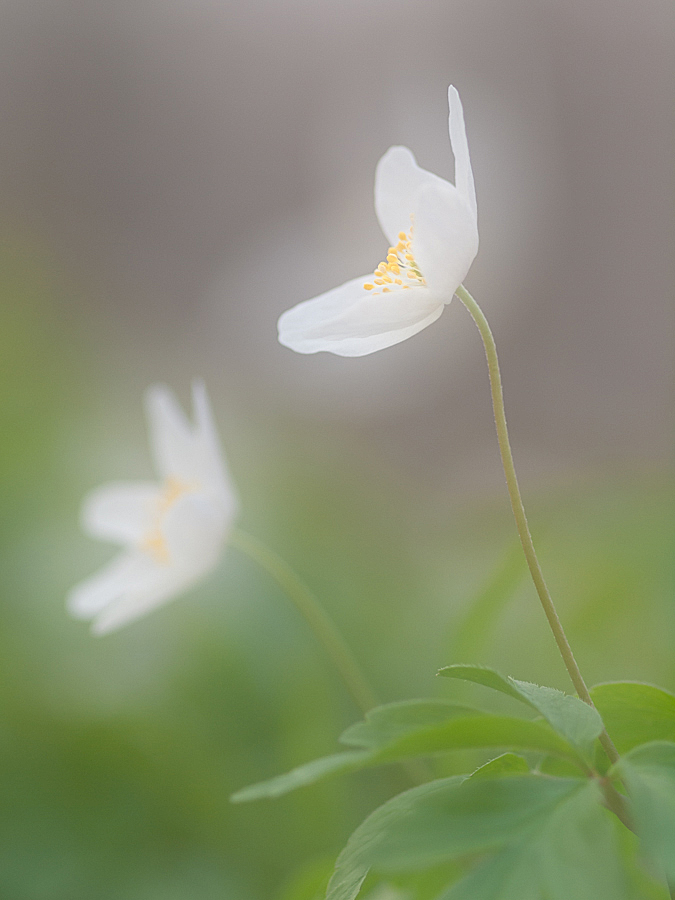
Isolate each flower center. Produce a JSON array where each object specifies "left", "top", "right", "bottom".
[
  {"left": 363, "top": 216, "right": 426, "bottom": 295},
  {"left": 141, "top": 475, "right": 195, "bottom": 564}
]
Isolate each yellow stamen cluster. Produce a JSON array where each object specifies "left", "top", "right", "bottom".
[
  {"left": 141, "top": 475, "right": 195, "bottom": 564},
  {"left": 363, "top": 217, "right": 425, "bottom": 296}
]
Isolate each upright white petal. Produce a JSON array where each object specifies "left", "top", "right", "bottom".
[
  {"left": 81, "top": 481, "right": 161, "bottom": 546},
  {"left": 412, "top": 183, "right": 479, "bottom": 299},
  {"left": 448, "top": 85, "right": 477, "bottom": 221},
  {"left": 190, "top": 380, "right": 238, "bottom": 516},
  {"left": 145, "top": 384, "right": 198, "bottom": 482},
  {"left": 374, "top": 146, "right": 454, "bottom": 249}
]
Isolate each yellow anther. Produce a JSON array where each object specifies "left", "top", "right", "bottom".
[
  {"left": 405, "top": 254, "right": 414, "bottom": 261},
  {"left": 387, "top": 254, "right": 397, "bottom": 264},
  {"left": 382, "top": 274, "right": 393, "bottom": 283},
  {"left": 390, "top": 264, "right": 400, "bottom": 274},
  {"left": 395, "top": 278, "right": 402, "bottom": 284},
  {"left": 364, "top": 283, "right": 374, "bottom": 290},
  {"left": 374, "top": 278, "right": 384, "bottom": 285},
  {"left": 382, "top": 287, "right": 391, "bottom": 292},
  {"left": 398, "top": 231, "right": 407, "bottom": 241}
]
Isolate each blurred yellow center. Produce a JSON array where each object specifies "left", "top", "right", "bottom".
[
  {"left": 141, "top": 476, "right": 194, "bottom": 564},
  {"left": 363, "top": 217, "right": 426, "bottom": 295}
]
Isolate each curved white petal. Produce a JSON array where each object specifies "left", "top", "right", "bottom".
[
  {"left": 411, "top": 182, "right": 479, "bottom": 299},
  {"left": 278, "top": 275, "right": 444, "bottom": 356},
  {"left": 80, "top": 481, "right": 161, "bottom": 546},
  {"left": 448, "top": 85, "right": 477, "bottom": 220},
  {"left": 374, "top": 146, "right": 454, "bottom": 248},
  {"left": 67, "top": 551, "right": 158, "bottom": 619},
  {"left": 145, "top": 384, "right": 198, "bottom": 482}
]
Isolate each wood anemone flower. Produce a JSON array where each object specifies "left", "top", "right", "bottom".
[
  {"left": 278, "top": 86, "right": 478, "bottom": 357},
  {"left": 68, "top": 381, "right": 237, "bottom": 635}
]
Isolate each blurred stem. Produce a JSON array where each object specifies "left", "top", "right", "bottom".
[
  {"left": 455, "top": 284, "right": 619, "bottom": 766},
  {"left": 229, "top": 527, "right": 379, "bottom": 716}
]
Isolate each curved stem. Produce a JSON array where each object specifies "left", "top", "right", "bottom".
[
  {"left": 455, "top": 284, "right": 619, "bottom": 766},
  {"left": 229, "top": 527, "right": 379, "bottom": 715}
]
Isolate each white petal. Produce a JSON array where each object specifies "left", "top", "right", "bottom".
[
  {"left": 411, "top": 182, "right": 479, "bottom": 299},
  {"left": 145, "top": 384, "right": 198, "bottom": 482},
  {"left": 80, "top": 481, "right": 161, "bottom": 546},
  {"left": 448, "top": 86, "right": 477, "bottom": 220},
  {"left": 278, "top": 275, "right": 444, "bottom": 356},
  {"left": 67, "top": 551, "right": 158, "bottom": 619},
  {"left": 90, "top": 568, "right": 180, "bottom": 635},
  {"left": 190, "top": 380, "right": 239, "bottom": 518},
  {"left": 374, "top": 146, "right": 454, "bottom": 248},
  {"left": 90, "top": 494, "right": 226, "bottom": 635}
]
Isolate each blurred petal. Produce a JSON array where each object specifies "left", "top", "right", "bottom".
[
  {"left": 190, "top": 380, "right": 239, "bottom": 516},
  {"left": 90, "top": 494, "right": 226, "bottom": 635},
  {"left": 145, "top": 384, "right": 197, "bottom": 481},
  {"left": 374, "top": 146, "right": 453, "bottom": 248},
  {"left": 412, "top": 182, "right": 479, "bottom": 298},
  {"left": 80, "top": 481, "right": 160, "bottom": 545},
  {"left": 448, "top": 85, "right": 477, "bottom": 220},
  {"left": 67, "top": 551, "right": 158, "bottom": 619},
  {"left": 278, "top": 275, "right": 444, "bottom": 356}
]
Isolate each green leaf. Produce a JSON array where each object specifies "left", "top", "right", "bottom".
[
  {"left": 439, "top": 664, "right": 603, "bottom": 756},
  {"left": 230, "top": 750, "right": 372, "bottom": 802},
  {"left": 232, "top": 701, "right": 581, "bottom": 802},
  {"left": 375, "top": 714, "right": 577, "bottom": 762},
  {"left": 339, "top": 701, "right": 477, "bottom": 749},
  {"left": 326, "top": 775, "right": 584, "bottom": 900},
  {"left": 509, "top": 679, "right": 603, "bottom": 757},
  {"left": 613, "top": 741, "right": 675, "bottom": 881},
  {"left": 468, "top": 753, "right": 530, "bottom": 780},
  {"left": 439, "top": 782, "right": 632, "bottom": 900},
  {"left": 438, "top": 665, "right": 526, "bottom": 703},
  {"left": 591, "top": 682, "right": 675, "bottom": 754}
]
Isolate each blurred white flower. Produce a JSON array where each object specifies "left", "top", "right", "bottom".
[
  {"left": 278, "top": 85, "right": 478, "bottom": 357},
  {"left": 68, "top": 381, "right": 238, "bottom": 635}
]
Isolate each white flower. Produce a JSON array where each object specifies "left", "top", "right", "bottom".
[
  {"left": 68, "top": 381, "right": 238, "bottom": 635},
  {"left": 277, "top": 86, "right": 478, "bottom": 357}
]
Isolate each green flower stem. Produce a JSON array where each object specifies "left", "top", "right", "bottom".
[
  {"left": 455, "top": 284, "right": 620, "bottom": 766},
  {"left": 229, "top": 527, "right": 379, "bottom": 716}
]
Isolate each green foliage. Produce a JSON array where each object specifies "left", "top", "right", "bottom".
[
  {"left": 325, "top": 775, "right": 588, "bottom": 900},
  {"left": 591, "top": 683, "right": 675, "bottom": 753},
  {"left": 439, "top": 783, "right": 631, "bottom": 900},
  {"left": 232, "top": 699, "right": 585, "bottom": 802},
  {"left": 251, "top": 671, "right": 675, "bottom": 899},
  {"left": 613, "top": 742, "right": 675, "bottom": 883},
  {"left": 439, "top": 664, "right": 603, "bottom": 757}
]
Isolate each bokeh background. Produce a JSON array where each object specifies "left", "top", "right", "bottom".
[{"left": 0, "top": 0, "right": 672, "bottom": 897}]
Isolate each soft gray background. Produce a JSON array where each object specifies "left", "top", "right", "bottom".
[{"left": 0, "top": 0, "right": 671, "bottom": 498}]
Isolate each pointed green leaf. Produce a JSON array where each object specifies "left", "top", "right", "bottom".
[
  {"left": 509, "top": 679, "right": 603, "bottom": 755},
  {"left": 230, "top": 750, "right": 372, "bottom": 802},
  {"left": 591, "top": 682, "right": 675, "bottom": 754},
  {"left": 326, "top": 775, "right": 584, "bottom": 900},
  {"left": 437, "top": 665, "right": 526, "bottom": 703},
  {"left": 613, "top": 741, "right": 675, "bottom": 881},
  {"left": 439, "top": 664, "right": 603, "bottom": 755}
]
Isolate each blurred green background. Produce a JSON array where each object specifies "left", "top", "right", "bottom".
[{"left": 0, "top": 1, "right": 672, "bottom": 898}]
